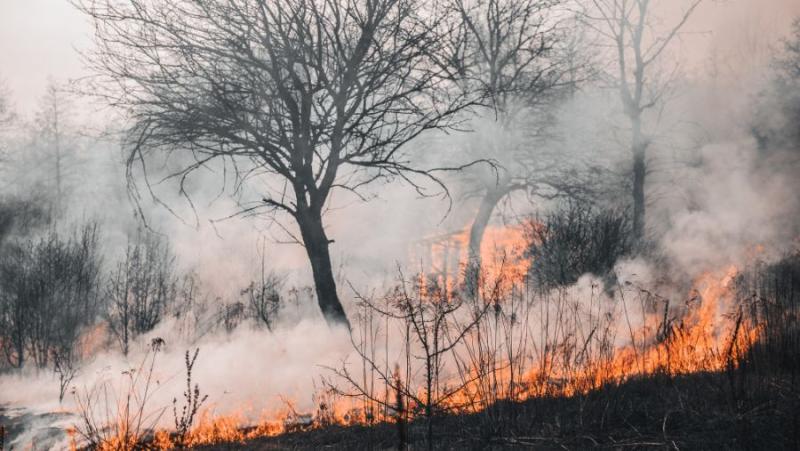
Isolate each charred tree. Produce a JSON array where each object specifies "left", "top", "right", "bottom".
[{"left": 75, "top": 0, "right": 477, "bottom": 328}]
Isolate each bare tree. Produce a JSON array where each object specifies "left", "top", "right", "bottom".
[
  {"left": 0, "top": 244, "right": 30, "bottom": 368},
  {"left": 74, "top": 0, "right": 478, "bottom": 328},
  {"left": 106, "top": 229, "right": 178, "bottom": 356},
  {"left": 329, "top": 272, "right": 490, "bottom": 449},
  {"left": 0, "top": 223, "right": 101, "bottom": 369},
  {"left": 169, "top": 272, "right": 213, "bottom": 341},
  {"left": 0, "top": 79, "right": 16, "bottom": 163},
  {"left": 753, "top": 19, "right": 800, "bottom": 152},
  {"left": 32, "top": 80, "right": 81, "bottom": 217},
  {"left": 445, "top": 0, "right": 585, "bottom": 286},
  {"left": 583, "top": 0, "right": 701, "bottom": 241}
]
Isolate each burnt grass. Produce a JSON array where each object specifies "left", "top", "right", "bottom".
[{"left": 197, "top": 368, "right": 800, "bottom": 450}]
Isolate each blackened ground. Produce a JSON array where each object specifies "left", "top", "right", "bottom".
[{"left": 195, "top": 367, "right": 800, "bottom": 450}]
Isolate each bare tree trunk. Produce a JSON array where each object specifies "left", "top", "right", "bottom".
[
  {"left": 466, "top": 184, "right": 514, "bottom": 291},
  {"left": 298, "top": 208, "right": 350, "bottom": 329},
  {"left": 54, "top": 101, "right": 62, "bottom": 217},
  {"left": 12, "top": 330, "right": 24, "bottom": 368},
  {"left": 425, "top": 357, "right": 434, "bottom": 451},
  {"left": 631, "top": 117, "right": 647, "bottom": 241}
]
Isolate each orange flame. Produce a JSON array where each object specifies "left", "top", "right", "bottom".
[
  {"left": 85, "top": 227, "right": 762, "bottom": 449},
  {"left": 416, "top": 222, "right": 532, "bottom": 291}
]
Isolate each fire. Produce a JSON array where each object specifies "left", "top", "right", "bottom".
[
  {"left": 162, "top": 410, "right": 283, "bottom": 448},
  {"left": 457, "top": 223, "right": 532, "bottom": 282},
  {"left": 141, "top": 400, "right": 379, "bottom": 449},
  {"left": 415, "top": 222, "right": 532, "bottom": 290},
  {"left": 435, "top": 265, "right": 761, "bottom": 411},
  {"left": 79, "top": 229, "right": 763, "bottom": 450},
  {"left": 77, "top": 323, "right": 109, "bottom": 360},
  {"left": 520, "top": 265, "right": 760, "bottom": 397},
  {"left": 173, "top": 268, "right": 754, "bottom": 448}
]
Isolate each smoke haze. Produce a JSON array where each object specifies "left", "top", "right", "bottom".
[{"left": 1, "top": 1, "right": 799, "bottom": 448}]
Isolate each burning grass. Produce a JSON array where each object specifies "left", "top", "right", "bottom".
[
  {"left": 65, "top": 245, "right": 798, "bottom": 450},
  {"left": 50, "top": 213, "right": 799, "bottom": 450},
  {"left": 204, "top": 368, "right": 800, "bottom": 450}
]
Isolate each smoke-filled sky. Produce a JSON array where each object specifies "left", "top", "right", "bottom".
[
  {"left": 1, "top": 0, "right": 799, "bottom": 289},
  {"left": 0, "top": 0, "right": 88, "bottom": 115},
  {"left": 1, "top": 1, "right": 800, "bottom": 115}
]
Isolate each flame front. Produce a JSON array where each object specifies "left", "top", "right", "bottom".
[{"left": 80, "top": 226, "right": 762, "bottom": 450}]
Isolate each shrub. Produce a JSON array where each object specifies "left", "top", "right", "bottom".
[
  {"left": 243, "top": 267, "right": 284, "bottom": 332},
  {"left": 106, "top": 229, "right": 178, "bottom": 355},
  {"left": 737, "top": 252, "right": 800, "bottom": 374},
  {"left": 0, "top": 223, "right": 101, "bottom": 369},
  {"left": 526, "top": 202, "right": 632, "bottom": 290}
]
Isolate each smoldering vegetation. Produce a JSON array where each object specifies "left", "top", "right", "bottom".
[{"left": 0, "top": 0, "right": 799, "bottom": 450}]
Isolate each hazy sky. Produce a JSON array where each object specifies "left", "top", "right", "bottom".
[
  {"left": 1, "top": 0, "right": 799, "bottom": 115},
  {"left": 0, "top": 0, "right": 89, "bottom": 115}
]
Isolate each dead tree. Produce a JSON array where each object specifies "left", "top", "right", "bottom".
[
  {"left": 75, "top": 0, "right": 479, "bottom": 329},
  {"left": 583, "top": 0, "right": 701, "bottom": 241},
  {"left": 446, "top": 0, "right": 585, "bottom": 287}
]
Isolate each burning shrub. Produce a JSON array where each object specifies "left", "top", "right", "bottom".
[{"left": 525, "top": 202, "right": 633, "bottom": 290}]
